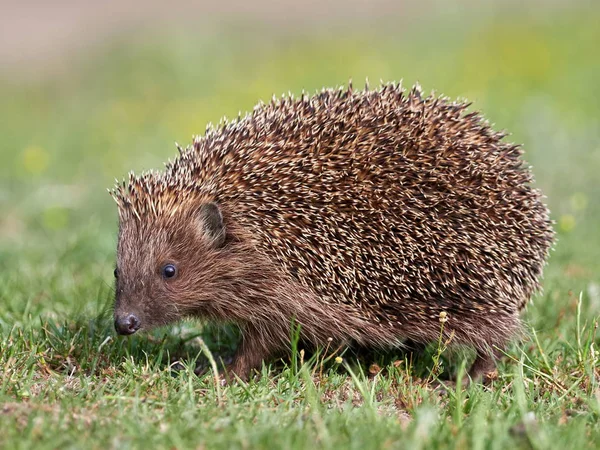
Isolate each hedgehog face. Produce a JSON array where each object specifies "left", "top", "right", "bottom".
[{"left": 113, "top": 202, "right": 227, "bottom": 335}]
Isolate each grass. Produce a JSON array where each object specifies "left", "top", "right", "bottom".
[{"left": 1, "top": 3, "right": 600, "bottom": 449}]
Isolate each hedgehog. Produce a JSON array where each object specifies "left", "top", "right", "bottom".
[{"left": 110, "top": 82, "right": 554, "bottom": 383}]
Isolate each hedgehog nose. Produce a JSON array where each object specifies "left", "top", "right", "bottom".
[{"left": 115, "top": 314, "right": 141, "bottom": 335}]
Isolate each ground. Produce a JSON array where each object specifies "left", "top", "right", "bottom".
[{"left": 0, "top": 1, "right": 599, "bottom": 449}]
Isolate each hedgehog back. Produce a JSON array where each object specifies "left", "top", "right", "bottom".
[{"left": 163, "top": 85, "right": 553, "bottom": 330}]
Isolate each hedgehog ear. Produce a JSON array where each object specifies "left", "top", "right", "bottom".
[{"left": 197, "top": 202, "right": 226, "bottom": 248}]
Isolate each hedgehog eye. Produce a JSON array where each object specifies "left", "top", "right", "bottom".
[
  {"left": 114, "top": 268, "right": 118, "bottom": 279},
  {"left": 162, "top": 263, "right": 177, "bottom": 280}
]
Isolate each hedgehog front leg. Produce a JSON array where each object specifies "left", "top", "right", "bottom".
[{"left": 226, "top": 322, "right": 282, "bottom": 381}]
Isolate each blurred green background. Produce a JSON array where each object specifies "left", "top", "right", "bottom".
[{"left": 1, "top": 0, "right": 599, "bottom": 329}]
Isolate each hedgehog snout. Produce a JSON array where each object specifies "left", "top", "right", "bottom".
[{"left": 114, "top": 312, "right": 141, "bottom": 335}]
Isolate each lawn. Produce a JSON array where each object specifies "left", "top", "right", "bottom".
[{"left": 1, "top": 3, "right": 599, "bottom": 449}]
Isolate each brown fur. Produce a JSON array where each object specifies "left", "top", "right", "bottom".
[{"left": 111, "top": 82, "right": 554, "bottom": 382}]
